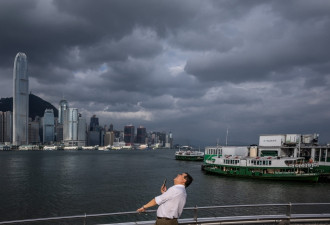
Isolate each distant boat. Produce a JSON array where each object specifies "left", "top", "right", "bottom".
[
  {"left": 43, "top": 146, "right": 59, "bottom": 150},
  {"left": 63, "top": 146, "right": 79, "bottom": 150},
  {"left": 175, "top": 147, "right": 204, "bottom": 161},
  {"left": 82, "top": 146, "right": 98, "bottom": 150}
]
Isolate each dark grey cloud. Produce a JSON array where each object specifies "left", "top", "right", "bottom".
[{"left": 1, "top": 0, "right": 330, "bottom": 146}]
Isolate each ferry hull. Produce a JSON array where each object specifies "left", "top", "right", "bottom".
[
  {"left": 175, "top": 155, "right": 204, "bottom": 161},
  {"left": 202, "top": 165, "right": 319, "bottom": 182}
]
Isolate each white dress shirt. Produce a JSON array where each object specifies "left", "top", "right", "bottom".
[{"left": 155, "top": 184, "right": 187, "bottom": 219}]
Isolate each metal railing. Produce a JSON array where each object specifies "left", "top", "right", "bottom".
[{"left": 0, "top": 202, "right": 330, "bottom": 225}]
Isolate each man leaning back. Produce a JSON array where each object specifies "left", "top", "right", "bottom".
[{"left": 137, "top": 172, "right": 193, "bottom": 225}]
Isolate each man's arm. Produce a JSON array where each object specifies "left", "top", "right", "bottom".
[{"left": 137, "top": 198, "right": 157, "bottom": 212}]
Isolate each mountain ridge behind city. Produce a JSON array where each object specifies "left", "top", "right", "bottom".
[{"left": 0, "top": 93, "right": 58, "bottom": 120}]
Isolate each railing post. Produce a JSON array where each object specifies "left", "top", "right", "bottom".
[
  {"left": 194, "top": 205, "right": 198, "bottom": 222},
  {"left": 286, "top": 202, "right": 292, "bottom": 224}
]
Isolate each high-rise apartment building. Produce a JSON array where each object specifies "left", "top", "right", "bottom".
[
  {"left": 13, "top": 52, "right": 29, "bottom": 145},
  {"left": 124, "top": 125, "right": 135, "bottom": 146},
  {"left": 43, "top": 109, "right": 55, "bottom": 143}
]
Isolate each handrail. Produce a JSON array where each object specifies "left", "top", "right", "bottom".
[{"left": 0, "top": 202, "right": 329, "bottom": 224}]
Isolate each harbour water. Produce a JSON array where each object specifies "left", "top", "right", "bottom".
[{"left": 0, "top": 149, "right": 329, "bottom": 224}]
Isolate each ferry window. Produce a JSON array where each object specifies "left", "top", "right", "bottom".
[
  {"left": 269, "top": 161, "right": 272, "bottom": 166},
  {"left": 263, "top": 161, "right": 266, "bottom": 165}
]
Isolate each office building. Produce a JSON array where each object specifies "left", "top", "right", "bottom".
[
  {"left": 77, "top": 115, "right": 86, "bottom": 146},
  {"left": 13, "top": 52, "right": 29, "bottom": 145},
  {"left": 89, "top": 115, "right": 99, "bottom": 131},
  {"left": 28, "top": 118, "right": 40, "bottom": 144},
  {"left": 58, "top": 99, "right": 69, "bottom": 124},
  {"left": 104, "top": 131, "right": 114, "bottom": 146},
  {"left": 0, "top": 111, "right": 12, "bottom": 143},
  {"left": 124, "top": 125, "right": 135, "bottom": 146},
  {"left": 63, "top": 108, "right": 78, "bottom": 145},
  {"left": 88, "top": 115, "right": 101, "bottom": 146},
  {"left": 56, "top": 124, "right": 63, "bottom": 143},
  {"left": 137, "top": 126, "right": 147, "bottom": 144},
  {"left": 43, "top": 109, "right": 55, "bottom": 143},
  {"left": 63, "top": 108, "right": 86, "bottom": 146}
]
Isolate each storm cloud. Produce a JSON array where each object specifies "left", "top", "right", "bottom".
[{"left": 1, "top": 0, "right": 330, "bottom": 146}]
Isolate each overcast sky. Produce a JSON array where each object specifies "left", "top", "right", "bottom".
[{"left": 1, "top": 0, "right": 330, "bottom": 146}]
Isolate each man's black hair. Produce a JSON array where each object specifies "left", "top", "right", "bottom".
[{"left": 184, "top": 173, "right": 193, "bottom": 188}]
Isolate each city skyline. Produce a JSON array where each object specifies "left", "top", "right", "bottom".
[{"left": 1, "top": 1, "right": 330, "bottom": 146}]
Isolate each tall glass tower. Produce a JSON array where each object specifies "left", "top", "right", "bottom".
[
  {"left": 58, "top": 99, "right": 69, "bottom": 124},
  {"left": 43, "top": 109, "right": 55, "bottom": 143},
  {"left": 13, "top": 52, "right": 28, "bottom": 146}
]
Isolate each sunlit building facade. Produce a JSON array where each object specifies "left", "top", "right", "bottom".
[
  {"left": 13, "top": 52, "right": 29, "bottom": 145},
  {"left": 63, "top": 108, "right": 86, "bottom": 146},
  {"left": 63, "top": 108, "right": 78, "bottom": 143}
]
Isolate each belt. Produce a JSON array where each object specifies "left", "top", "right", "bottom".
[{"left": 157, "top": 217, "right": 177, "bottom": 220}]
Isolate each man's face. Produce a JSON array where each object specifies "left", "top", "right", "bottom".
[{"left": 174, "top": 173, "right": 187, "bottom": 185}]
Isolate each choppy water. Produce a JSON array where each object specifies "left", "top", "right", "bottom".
[{"left": 0, "top": 149, "right": 329, "bottom": 224}]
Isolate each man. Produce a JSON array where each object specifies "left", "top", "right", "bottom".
[{"left": 137, "top": 172, "right": 193, "bottom": 225}]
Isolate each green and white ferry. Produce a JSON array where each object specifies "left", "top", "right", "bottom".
[
  {"left": 202, "top": 145, "right": 319, "bottom": 182},
  {"left": 175, "top": 146, "right": 204, "bottom": 161},
  {"left": 203, "top": 133, "right": 330, "bottom": 181},
  {"left": 175, "top": 150, "right": 204, "bottom": 161}
]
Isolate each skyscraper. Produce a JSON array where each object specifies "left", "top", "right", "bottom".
[
  {"left": 63, "top": 108, "right": 78, "bottom": 143},
  {"left": 58, "top": 99, "right": 69, "bottom": 124},
  {"left": 137, "top": 126, "right": 146, "bottom": 144},
  {"left": 43, "top": 109, "right": 55, "bottom": 143},
  {"left": 13, "top": 52, "right": 28, "bottom": 146},
  {"left": 124, "top": 125, "right": 135, "bottom": 146},
  {"left": 89, "top": 115, "right": 99, "bottom": 131}
]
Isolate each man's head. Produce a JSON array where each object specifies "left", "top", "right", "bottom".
[{"left": 174, "top": 172, "right": 193, "bottom": 188}]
